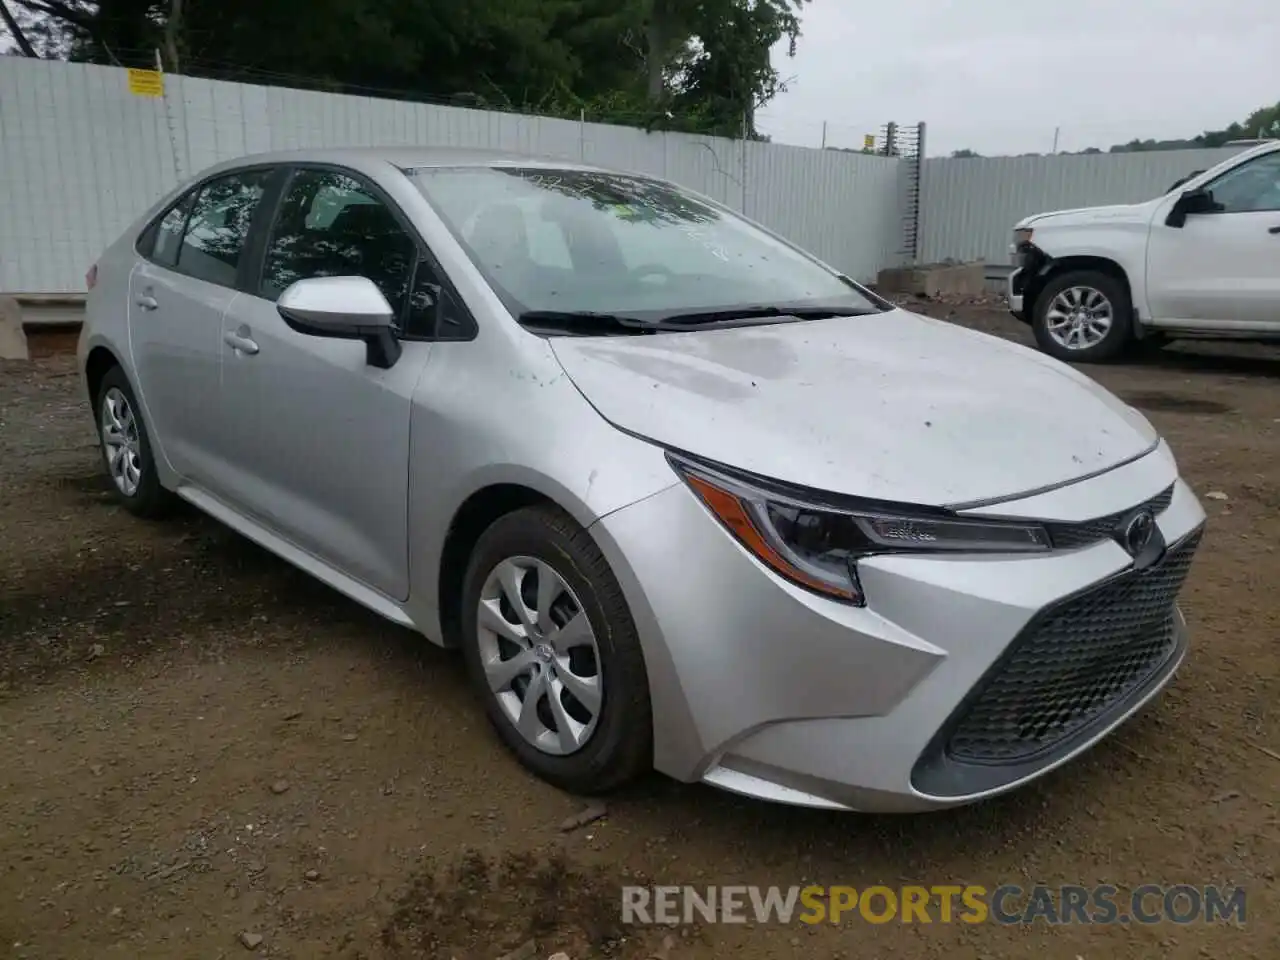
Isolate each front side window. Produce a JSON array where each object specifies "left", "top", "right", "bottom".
[
  {"left": 1204, "top": 152, "right": 1280, "bottom": 213},
  {"left": 408, "top": 167, "right": 879, "bottom": 323},
  {"left": 177, "top": 170, "right": 271, "bottom": 287},
  {"left": 260, "top": 169, "right": 419, "bottom": 329}
]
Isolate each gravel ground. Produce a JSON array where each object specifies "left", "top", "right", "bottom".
[{"left": 1, "top": 307, "right": 1277, "bottom": 960}]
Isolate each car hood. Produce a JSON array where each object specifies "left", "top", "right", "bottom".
[
  {"left": 1015, "top": 200, "right": 1156, "bottom": 229},
  {"left": 550, "top": 309, "right": 1158, "bottom": 507}
]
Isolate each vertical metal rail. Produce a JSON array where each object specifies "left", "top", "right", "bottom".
[{"left": 880, "top": 121, "right": 924, "bottom": 263}]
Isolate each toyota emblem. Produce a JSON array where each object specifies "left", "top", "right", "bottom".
[{"left": 1121, "top": 510, "right": 1156, "bottom": 557}]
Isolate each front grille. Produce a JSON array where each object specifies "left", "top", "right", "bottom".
[
  {"left": 946, "top": 528, "right": 1201, "bottom": 764},
  {"left": 1046, "top": 484, "right": 1175, "bottom": 550}
]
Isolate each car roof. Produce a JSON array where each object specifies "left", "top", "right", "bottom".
[{"left": 202, "top": 145, "right": 615, "bottom": 175}]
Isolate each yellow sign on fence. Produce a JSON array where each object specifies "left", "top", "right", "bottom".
[
  {"left": 127, "top": 68, "right": 164, "bottom": 98},
  {"left": 863, "top": 133, "right": 876, "bottom": 151}
]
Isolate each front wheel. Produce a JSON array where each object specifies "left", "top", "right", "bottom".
[
  {"left": 459, "top": 505, "right": 653, "bottom": 795},
  {"left": 1032, "top": 270, "right": 1133, "bottom": 363}
]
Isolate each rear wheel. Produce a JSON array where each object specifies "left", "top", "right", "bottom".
[
  {"left": 459, "top": 505, "right": 652, "bottom": 795},
  {"left": 95, "top": 366, "right": 176, "bottom": 518},
  {"left": 1032, "top": 270, "right": 1133, "bottom": 363}
]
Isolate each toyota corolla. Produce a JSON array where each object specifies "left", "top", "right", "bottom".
[{"left": 78, "top": 148, "right": 1206, "bottom": 812}]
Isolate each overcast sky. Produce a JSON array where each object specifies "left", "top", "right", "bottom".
[{"left": 757, "top": 0, "right": 1280, "bottom": 157}]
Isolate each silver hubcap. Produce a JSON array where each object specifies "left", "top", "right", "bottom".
[
  {"left": 1045, "top": 285, "right": 1114, "bottom": 350},
  {"left": 100, "top": 387, "right": 142, "bottom": 497},
  {"left": 476, "top": 557, "right": 603, "bottom": 756}
]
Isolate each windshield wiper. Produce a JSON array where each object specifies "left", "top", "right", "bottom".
[
  {"left": 656, "top": 304, "right": 878, "bottom": 325},
  {"left": 517, "top": 303, "right": 877, "bottom": 335},
  {"left": 516, "top": 310, "right": 661, "bottom": 334}
]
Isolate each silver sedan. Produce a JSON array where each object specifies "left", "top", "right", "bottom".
[{"left": 78, "top": 148, "right": 1206, "bottom": 812}]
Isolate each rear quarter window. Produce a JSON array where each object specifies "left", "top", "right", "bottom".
[{"left": 147, "top": 195, "right": 193, "bottom": 267}]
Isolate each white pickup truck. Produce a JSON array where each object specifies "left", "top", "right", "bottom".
[{"left": 1008, "top": 139, "right": 1280, "bottom": 362}]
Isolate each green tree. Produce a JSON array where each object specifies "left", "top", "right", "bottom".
[
  {"left": 668, "top": 0, "right": 804, "bottom": 138},
  {"left": 6, "top": 0, "right": 806, "bottom": 137}
]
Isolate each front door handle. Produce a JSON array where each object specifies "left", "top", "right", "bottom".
[
  {"left": 1269, "top": 225, "right": 1280, "bottom": 234},
  {"left": 223, "top": 330, "right": 260, "bottom": 355},
  {"left": 136, "top": 294, "right": 158, "bottom": 310}
]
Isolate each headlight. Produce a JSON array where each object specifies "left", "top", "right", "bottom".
[
  {"left": 669, "top": 453, "right": 1050, "bottom": 606},
  {"left": 1011, "top": 228, "right": 1034, "bottom": 265}
]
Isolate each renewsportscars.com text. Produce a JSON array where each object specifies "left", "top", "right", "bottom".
[{"left": 621, "top": 884, "right": 1247, "bottom": 926}]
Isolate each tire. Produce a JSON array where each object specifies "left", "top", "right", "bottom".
[
  {"left": 459, "top": 504, "right": 652, "bottom": 795},
  {"left": 1032, "top": 270, "right": 1133, "bottom": 363},
  {"left": 95, "top": 365, "right": 177, "bottom": 518}
]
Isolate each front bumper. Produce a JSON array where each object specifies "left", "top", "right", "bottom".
[
  {"left": 590, "top": 444, "right": 1206, "bottom": 812},
  {"left": 1008, "top": 266, "right": 1026, "bottom": 318}
]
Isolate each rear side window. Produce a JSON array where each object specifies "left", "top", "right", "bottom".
[{"left": 176, "top": 170, "right": 272, "bottom": 287}]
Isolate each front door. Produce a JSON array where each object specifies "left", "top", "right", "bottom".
[
  {"left": 215, "top": 167, "right": 434, "bottom": 601},
  {"left": 1146, "top": 150, "right": 1280, "bottom": 329}
]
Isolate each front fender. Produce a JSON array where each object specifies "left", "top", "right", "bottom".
[
  {"left": 1028, "top": 216, "right": 1155, "bottom": 317},
  {"left": 403, "top": 355, "right": 678, "bottom": 644}
]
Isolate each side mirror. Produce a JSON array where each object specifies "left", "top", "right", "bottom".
[
  {"left": 277, "top": 276, "right": 402, "bottom": 369},
  {"left": 1165, "top": 187, "right": 1218, "bottom": 228}
]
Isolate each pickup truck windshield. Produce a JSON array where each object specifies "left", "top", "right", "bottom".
[{"left": 407, "top": 166, "right": 880, "bottom": 323}]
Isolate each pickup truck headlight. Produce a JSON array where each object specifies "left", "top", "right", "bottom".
[
  {"left": 669, "top": 453, "right": 1051, "bottom": 606},
  {"left": 1011, "top": 228, "right": 1036, "bottom": 267}
]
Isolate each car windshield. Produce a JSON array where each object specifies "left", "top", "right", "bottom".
[{"left": 407, "top": 166, "right": 881, "bottom": 326}]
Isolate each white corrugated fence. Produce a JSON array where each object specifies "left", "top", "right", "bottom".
[
  {"left": 918, "top": 147, "right": 1247, "bottom": 265},
  {"left": 0, "top": 57, "right": 1261, "bottom": 295},
  {"left": 0, "top": 58, "right": 902, "bottom": 293}
]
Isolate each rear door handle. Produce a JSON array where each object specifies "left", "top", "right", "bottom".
[
  {"left": 1269, "top": 225, "right": 1280, "bottom": 234},
  {"left": 136, "top": 294, "right": 158, "bottom": 310},
  {"left": 223, "top": 330, "right": 260, "bottom": 355}
]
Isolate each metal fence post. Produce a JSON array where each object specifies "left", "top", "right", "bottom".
[{"left": 914, "top": 121, "right": 927, "bottom": 263}]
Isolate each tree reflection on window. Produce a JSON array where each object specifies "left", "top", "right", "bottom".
[
  {"left": 177, "top": 171, "right": 270, "bottom": 287},
  {"left": 261, "top": 170, "right": 417, "bottom": 328},
  {"left": 503, "top": 170, "right": 721, "bottom": 227}
]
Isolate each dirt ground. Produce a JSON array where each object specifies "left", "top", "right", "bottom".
[{"left": 1, "top": 305, "right": 1277, "bottom": 960}]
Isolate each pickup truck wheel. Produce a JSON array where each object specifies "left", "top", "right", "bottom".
[{"left": 1032, "top": 271, "right": 1132, "bottom": 363}]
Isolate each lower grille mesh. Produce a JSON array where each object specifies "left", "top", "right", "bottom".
[{"left": 946, "top": 530, "right": 1202, "bottom": 764}]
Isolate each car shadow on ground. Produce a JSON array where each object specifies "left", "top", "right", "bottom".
[
  {"left": 603, "top": 723, "right": 1161, "bottom": 868},
  {"left": 1135, "top": 343, "right": 1280, "bottom": 380}
]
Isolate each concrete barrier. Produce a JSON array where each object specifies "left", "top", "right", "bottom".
[
  {"left": 876, "top": 261, "right": 987, "bottom": 298},
  {"left": 0, "top": 296, "right": 30, "bottom": 360}
]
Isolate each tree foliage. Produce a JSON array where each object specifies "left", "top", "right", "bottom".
[
  {"left": 1065, "top": 102, "right": 1280, "bottom": 156},
  {"left": 1118, "top": 102, "right": 1280, "bottom": 151},
  {"left": 1, "top": 0, "right": 809, "bottom": 137}
]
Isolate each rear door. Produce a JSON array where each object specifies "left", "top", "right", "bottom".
[
  {"left": 1146, "top": 150, "right": 1280, "bottom": 329},
  {"left": 128, "top": 168, "right": 274, "bottom": 486}
]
